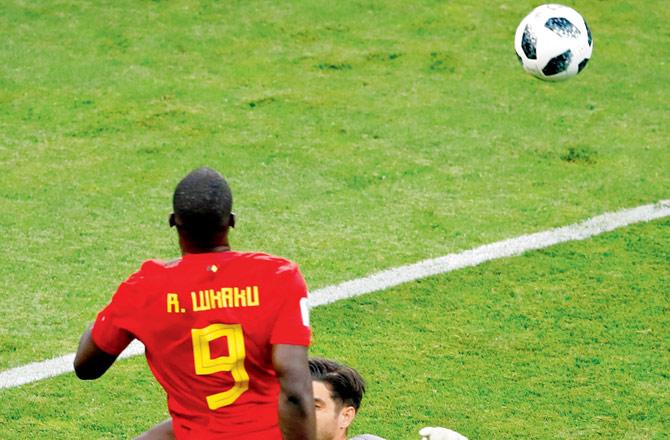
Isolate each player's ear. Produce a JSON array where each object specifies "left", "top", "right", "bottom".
[
  {"left": 169, "top": 213, "right": 177, "bottom": 228},
  {"left": 229, "top": 212, "right": 236, "bottom": 229},
  {"left": 338, "top": 405, "right": 356, "bottom": 430}
]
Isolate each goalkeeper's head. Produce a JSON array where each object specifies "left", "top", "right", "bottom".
[
  {"left": 309, "top": 358, "right": 366, "bottom": 440},
  {"left": 170, "top": 167, "right": 235, "bottom": 253}
]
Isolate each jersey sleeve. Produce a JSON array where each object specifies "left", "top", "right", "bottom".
[
  {"left": 91, "top": 269, "right": 144, "bottom": 356},
  {"left": 270, "top": 265, "right": 311, "bottom": 346}
]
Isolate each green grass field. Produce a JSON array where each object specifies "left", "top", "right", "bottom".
[{"left": 1, "top": 0, "right": 668, "bottom": 438}]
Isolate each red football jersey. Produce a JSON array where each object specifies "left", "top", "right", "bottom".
[{"left": 91, "top": 252, "right": 311, "bottom": 440}]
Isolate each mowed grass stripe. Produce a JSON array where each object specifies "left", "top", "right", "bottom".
[
  {"left": 313, "top": 217, "right": 670, "bottom": 439},
  {"left": 2, "top": 199, "right": 668, "bottom": 390}
]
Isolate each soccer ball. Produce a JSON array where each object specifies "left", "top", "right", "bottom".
[{"left": 514, "top": 4, "right": 593, "bottom": 81}]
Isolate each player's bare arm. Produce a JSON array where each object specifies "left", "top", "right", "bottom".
[
  {"left": 73, "top": 324, "right": 119, "bottom": 380},
  {"left": 135, "top": 420, "right": 174, "bottom": 440},
  {"left": 273, "top": 344, "right": 316, "bottom": 440}
]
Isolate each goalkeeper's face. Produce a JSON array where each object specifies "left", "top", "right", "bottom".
[{"left": 313, "top": 380, "right": 356, "bottom": 440}]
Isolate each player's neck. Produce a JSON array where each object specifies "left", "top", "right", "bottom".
[
  {"left": 178, "top": 230, "right": 231, "bottom": 255},
  {"left": 334, "top": 429, "right": 348, "bottom": 440},
  {"left": 181, "top": 244, "right": 231, "bottom": 255}
]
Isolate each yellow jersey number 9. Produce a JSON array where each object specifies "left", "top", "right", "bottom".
[{"left": 191, "top": 323, "right": 250, "bottom": 410}]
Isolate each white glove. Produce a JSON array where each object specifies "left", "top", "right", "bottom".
[{"left": 419, "top": 426, "right": 468, "bottom": 440}]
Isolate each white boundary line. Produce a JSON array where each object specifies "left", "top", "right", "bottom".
[{"left": 1, "top": 199, "right": 669, "bottom": 390}]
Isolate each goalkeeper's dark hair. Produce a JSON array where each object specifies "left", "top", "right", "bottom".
[
  {"left": 309, "top": 358, "right": 366, "bottom": 411},
  {"left": 172, "top": 167, "right": 233, "bottom": 244}
]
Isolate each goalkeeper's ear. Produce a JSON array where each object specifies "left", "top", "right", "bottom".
[{"left": 338, "top": 405, "right": 356, "bottom": 431}]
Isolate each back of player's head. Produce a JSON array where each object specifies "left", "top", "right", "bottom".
[
  {"left": 309, "top": 357, "right": 366, "bottom": 411},
  {"left": 172, "top": 167, "right": 233, "bottom": 243}
]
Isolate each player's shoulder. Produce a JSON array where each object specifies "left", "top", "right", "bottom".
[
  {"left": 350, "top": 435, "right": 388, "bottom": 440},
  {"left": 138, "top": 258, "right": 173, "bottom": 273},
  {"left": 232, "top": 251, "right": 299, "bottom": 274},
  {"left": 123, "top": 258, "right": 171, "bottom": 284}
]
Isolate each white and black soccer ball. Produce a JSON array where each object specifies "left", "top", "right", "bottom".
[{"left": 514, "top": 4, "right": 593, "bottom": 81}]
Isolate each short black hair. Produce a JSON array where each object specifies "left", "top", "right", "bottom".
[
  {"left": 309, "top": 358, "right": 366, "bottom": 411},
  {"left": 172, "top": 167, "right": 233, "bottom": 243}
]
